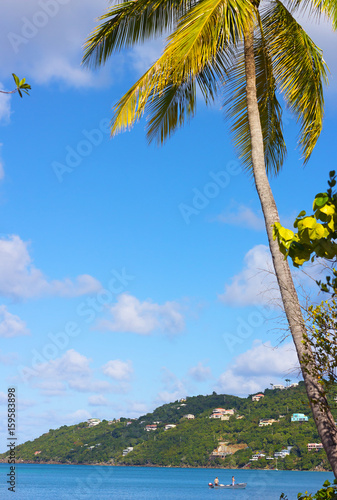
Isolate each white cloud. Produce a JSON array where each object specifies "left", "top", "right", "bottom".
[
  {"left": 0, "top": 90, "right": 11, "bottom": 123},
  {"left": 96, "top": 293, "right": 185, "bottom": 335},
  {"left": 68, "top": 379, "right": 112, "bottom": 393},
  {"left": 217, "top": 340, "right": 299, "bottom": 396},
  {"left": 102, "top": 359, "right": 133, "bottom": 381},
  {"left": 66, "top": 409, "right": 92, "bottom": 424},
  {"left": 0, "top": 0, "right": 111, "bottom": 88},
  {"left": 0, "top": 350, "right": 18, "bottom": 365},
  {"left": 0, "top": 0, "right": 158, "bottom": 90},
  {"left": 188, "top": 362, "right": 212, "bottom": 382},
  {"left": 26, "top": 349, "right": 114, "bottom": 396},
  {"left": 0, "top": 305, "right": 29, "bottom": 337},
  {"left": 219, "top": 245, "right": 281, "bottom": 307},
  {"left": 216, "top": 204, "right": 264, "bottom": 231},
  {"left": 88, "top": 395, "right": 109, "bottom": 406},
  {"left": 0, "top": 235, "right": 101, "bottom": 299},
  {"left": 0, "top": 392, "right": 7, "bottom": 405},
  {"left": 155, "top": 368, "right": 188, "bottom": 404}
]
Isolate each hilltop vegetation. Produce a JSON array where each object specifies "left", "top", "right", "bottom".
[{"left": 2, "top": 383, "right": 336, "bottom": 470}]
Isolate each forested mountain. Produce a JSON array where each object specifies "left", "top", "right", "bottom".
[{"left": 2, "top": 383, "right": 335, "bottom": 470}]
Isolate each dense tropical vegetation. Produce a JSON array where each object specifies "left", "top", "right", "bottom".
[{"left": 2, "top": 384, "right": 336, "bottom": 470}]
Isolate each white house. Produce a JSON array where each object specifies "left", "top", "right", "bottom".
[
  {"left": 307, "top": 443, "right": 323, "bottom": 451},
  {"left": 164, "top": 424, "right": 177, "bottom": 431},
  {"left": 145, "top": 424, "right": 157, "bottom": 431},
  {"left": 183, "top": 414, "right": 195, "bottom": 419},
  {"left": 252, "top": 393, "right": 264, "bottom": 402},
  {"left": 274, "top": 446, "right": 293, "bottom": 458},
  {"left": 250, "top": 453, "right": 265, "bottom": 461},
  {"left": 87, "top": 418, "right": 101, "bottom": 427},
  {"left": 122, "top": 447, "right": 134, "bottom": 456},
  {"left": 210, "top": 413, "right": 230, "bottom": 420},
  {"left": 259, "top": 418, "right": 279, "bottom": 427}
]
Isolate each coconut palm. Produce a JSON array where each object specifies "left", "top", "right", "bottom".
[{"left": 83, "top": 0, "right": 337, "bottom": 475}]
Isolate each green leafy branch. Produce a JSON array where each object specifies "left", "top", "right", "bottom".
[
  {"left": 297, "top": 479, "right": 337, "bottom": 499},
  {"left": 280, "top": 479, "right": 337, "bottom": 499},
  {"left": 273, "top": 170, "right": 337, "bottom": 269},
  {"left": 0, "top": 74, "right": 31, "bottom": 98}
]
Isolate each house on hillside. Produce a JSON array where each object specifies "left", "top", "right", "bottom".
[
  {"left": 183, "top": 414, "right": 195, "bottom": 419},
  {"left": 210, "top": 408, "right": 235, "bottom": 419},
  {"left": 250, "top": 453, "right": 265, "bottom": 461},
  {"left": 252, "top": 393, "right": 264, "bottom": 402},
  {"left": 258, "top": 418, "right": 279, "bottom": 427},
  {"left": 274, "top": 446, "right": 293, "bottom": 458},
  {"left": 87, "top": 418, "right": 101, "bottom": 427},
  {"left": 291, "top": 413, "right": 309, "bottom": 422},
  {"left": 145, "top": 424, "right": 157, "bottom": 431},
  {"left": 164, "top": 424, "right": 177, "bottom": 431},
  {"left": 210, "top": 412, "right": 230, "bottom": 420},
  {"left": 307, "top": 443, "right": 323, "bottom": 451},
  {"left": 122, "top": 447, "right": 133, "bottom": 456},
  {"left": 273, "top": 384, "right": 285, "bottom": 390}
]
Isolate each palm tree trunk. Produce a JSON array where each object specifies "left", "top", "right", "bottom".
[{"left": 244, "top": 27, "right": 337, "bottom": 477}]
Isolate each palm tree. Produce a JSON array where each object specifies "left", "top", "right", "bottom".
[{"left": 83, "top": 0, "right": 337, "bottom": 475}]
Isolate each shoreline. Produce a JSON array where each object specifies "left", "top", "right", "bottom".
[{"left": 0, "top": 458, "right": 330, "bottom": 472}]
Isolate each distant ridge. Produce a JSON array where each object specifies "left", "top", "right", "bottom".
[{"left": 0, "top": 383, "right": 334, "bottom": 471}]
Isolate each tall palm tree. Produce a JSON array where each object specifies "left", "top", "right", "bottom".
[{"left": 83, "top": 0, "right": 337, "bottom": 475}]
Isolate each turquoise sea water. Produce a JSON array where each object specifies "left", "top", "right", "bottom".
[{"left": 0, "top": 464, "right": 334, "bottom": 499}]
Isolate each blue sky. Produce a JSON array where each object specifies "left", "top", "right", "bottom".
[{"left": 0, "top": 0, "right": 337, "bottom": 446}]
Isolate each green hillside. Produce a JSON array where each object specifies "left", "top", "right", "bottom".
[{"left": 1, "top": 383, "right": 335, "bottom": 471}]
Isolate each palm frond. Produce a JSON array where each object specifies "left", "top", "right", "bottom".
[
  {"left": 145, "top": 49, "right": 236, "bottom": 143},
  {"left": 83, "top": 0, "right": 195, "bottom": 67},
  {"left": 166, "top": 0, "right": 255, "bottom": 78},
  {"left": 261, "top": 0, "right": 329, "bottom": 163},
  {"left": 225, "top": 20, "right": 286, "bottom": 175},
  {"left": 283, "top": 0, "right": 337, "bottom": 30},
  {"left": 146, "top": 79, "right": 197, "bottom": 144},
  {"left": 110, "top": 0, "right": 252, "bottom": 138}
]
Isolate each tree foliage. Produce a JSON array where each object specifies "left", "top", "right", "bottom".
[
  {"left": 273, "top": 171, "right": 337, "bottom": 268},
  {"left": 273, "top": 171, "right": 337, "bottom": 403}
]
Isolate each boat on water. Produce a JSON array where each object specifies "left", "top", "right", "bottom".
[{"left": 208, "top": 482, "right": 247, "bottom": 489}]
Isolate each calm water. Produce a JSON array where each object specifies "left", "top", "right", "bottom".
[{"left": 0, "top": 464, "right": 334, "bottom": 499}]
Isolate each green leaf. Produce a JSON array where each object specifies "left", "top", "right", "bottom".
[
  {"left": 313, "top": 193, "right": 329, "bottom": 210},
  {"left": 318, "top": 204, "right": 335, "bottom": 216},
  {"left": 12, "top": 73, "right": 20, "bottom": 86},
  {"left": 278, "top": 225, "right": 295, "bottom": 241},
  {"left": 299, "top": 217, "right": 316, "bottom": 230}
]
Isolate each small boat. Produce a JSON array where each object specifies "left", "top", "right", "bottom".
[{"left": 208, "top": 482, "right": 247, "bottom": 489}]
